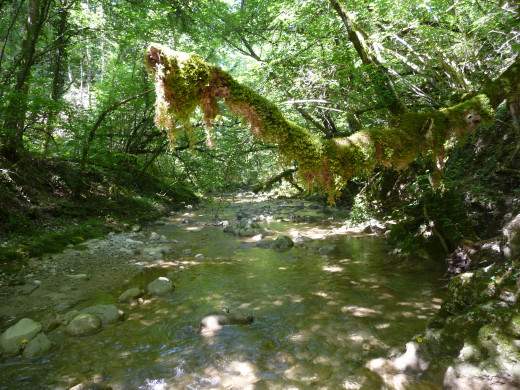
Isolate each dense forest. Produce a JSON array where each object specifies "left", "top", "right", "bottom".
[
  {"left": 1, "top": 0, "right": 520, "bottom": 388},
  {"left": 1, "top": 0, "right": 518, "bottom": 257}
]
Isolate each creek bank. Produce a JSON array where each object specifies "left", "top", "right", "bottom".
[
  {"left": 384, "top": 213, "right": 520, "bottom": 390},
  {"left": 0, "top": 209, "right": 191, "bottom": 332}
]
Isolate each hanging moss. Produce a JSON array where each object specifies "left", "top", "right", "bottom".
[
  {"left": 147, "top": 43, "right": 328, "bottom": 193},
  {"left": 146, "top": 44, "right": 515, "bottom": 202}
]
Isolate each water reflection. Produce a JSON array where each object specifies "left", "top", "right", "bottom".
[{"left": 0, "top": 199, "right": 445, "bottom": 389}]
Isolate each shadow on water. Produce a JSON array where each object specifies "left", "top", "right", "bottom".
[{"left": 0, "top": 198, "right": 446, "bottom": 389}]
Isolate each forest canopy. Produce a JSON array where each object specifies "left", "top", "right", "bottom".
[{"left": 0, "top": 0, "right": 518, "bottom": 197}]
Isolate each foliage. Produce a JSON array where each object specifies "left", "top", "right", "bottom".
[
  {"left": 0, "top": 0, "right": 518, "bottom": 262},
  {"left": 0, "top": 156, "right": 197, "bottom": 274},
  {"left": 147, "top": 43, "right": 516, "bottom": 203}
]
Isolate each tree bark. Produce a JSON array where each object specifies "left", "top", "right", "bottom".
[
  {"left": 42, "top": 0, "right": 69, "bottom": 154},
  {"left": 1, "top": 0, "right": 52, "bottom": 161}
]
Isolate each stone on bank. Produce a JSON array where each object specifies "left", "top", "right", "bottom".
[{"left": 0, "top": 318, "right": 42, "bottom": 356}]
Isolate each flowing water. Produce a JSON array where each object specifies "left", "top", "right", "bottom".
[{"left": 0, "top": 196, "right": 446, "bottom": 389}]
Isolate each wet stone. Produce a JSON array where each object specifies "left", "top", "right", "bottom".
[
  {"left": 81, "top": 304, "right": 124, "bottom": 324},
  {"left": 273, "top": 235, "right": 293, "bottom": 250},
  {"left": 147, "top": 277, "right": 174, "bottom": 296},
  {"left": 118, "top": 287, "right": 143, "bottom": 303},
  {"left": 23, "top": 333, "right": 52, "bottom": 358},
  {"left": 318, "top": 245, "right": 338, "bottom": 255},
  {"left": 257, "top": 238, "right": 275, "bottom": 249},
  {"left": 0, "top": 318, "right": 43, "bottom": 356},
  {"left": 66, "top": 313, "right": 102, "bottom": 336}
]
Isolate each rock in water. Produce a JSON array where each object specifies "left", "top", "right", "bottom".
[
  {"left": 147, "top": 277, "right": 174, "bottom": 296},
  {"left": 318, "top": 245, "right": 338, "bottom": 255},
  {"left": 66, "top": 313, "right": 102, "bottom": 336},
  {"left": 199, "top": 312, "right": 254, "bottom": 332},
  {"left": 23, "top": 333, "right": 52, "bottom": 358},
  {"left": 274, "top": 235, "right": 294, "bottom": 249},
  {"left": 118, "top": 287, "right": 143, "bottom": 302},
  {"left": 81, "top": 305, "right": 124, "bottom": 324},
  {"left": 0, "top": 318, "right": 42, "bottom": 356},
  {"left": 257, "top": 238, "right": 275, "bottom": 248}
]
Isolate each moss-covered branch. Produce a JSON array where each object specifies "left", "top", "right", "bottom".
[{"left": 146, "top": 44, "right": 519, "bottom": 201}]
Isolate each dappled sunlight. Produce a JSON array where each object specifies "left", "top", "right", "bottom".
[
  {"left": 323, "top": 264, "right": 344, "bottom": 272},
  {"left": 375, "top": 323, "right": 391, "bottom": 329},
  {"left": 288, "top": 330, "right": 312, "bottom": 342},
  {"left": 341, "top": 305, "right": 383, "bottom": 317},
  {"left": 1, "top": 198, "right": 447, "bottom": 389},
  {"left": 185, "top": 226, "right": 204, "bottom": 231},
  {"left": 314, "top": 291, "right": 331, "bottom": 298},
  {"left": 143, "top": 378, "right": 168, "bottom": 390}
]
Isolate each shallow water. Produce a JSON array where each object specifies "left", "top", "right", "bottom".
[{"left": 0, "top": 197, "right": 446, "bottom": 389}]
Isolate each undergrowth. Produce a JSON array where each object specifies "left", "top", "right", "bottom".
[{"left": 0, "top": 156, "right": 197, "bottom": 275}]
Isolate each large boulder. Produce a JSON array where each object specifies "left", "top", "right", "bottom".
[
  {"left": 23, "top": 333, "right": 52, "bottom": 358},
  {"left": 66, "top": 313, "right": 102, "bottom": 336},
  {"left": 0, "top": 318, "right": 42, "bottom": 356},
  {"left": 81, "top": 305, "right": 124, "bottom": 324},
  {"left": 147, "top": 277, "right": 174, "bottom": 296},
  {"left": 477, "top": 324, "right": 520, "bottom": 375},
  {"left": 438, "top": 272, "right": 479, "bottom": 316},
  {"left": 509, "top": 314, "right": 520, "bottom": 338}
]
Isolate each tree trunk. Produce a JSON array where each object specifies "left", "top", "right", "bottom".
[
  {"left": 252, "top": 168, "right": 298, "bottom": 193},
  {"left": 147, "top": 44, "right": 520, "bottom": 202},
  {"left": 1, "top": 0, "right": 51, "bottom": 161},
  {"left": 42, "top": 0, "right": 69, "bottom": 154},
  {"left": 0, "top": 0, "right": 26, "bottom": 77}
]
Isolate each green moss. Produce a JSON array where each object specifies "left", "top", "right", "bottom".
[
  {"left": 147, "top": 43, "right": 213, "bottom": 143},
  {"left": 146, "top": 44, "right": 506, "bottom": 202}
]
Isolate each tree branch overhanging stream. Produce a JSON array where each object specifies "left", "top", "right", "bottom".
[{"left": 146, "top": 43, "right": 520, "bottom": 202}]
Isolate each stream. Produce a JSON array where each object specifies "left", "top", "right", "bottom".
[{"left": 0, "top": 196, "right": 446, "bottom": 389}]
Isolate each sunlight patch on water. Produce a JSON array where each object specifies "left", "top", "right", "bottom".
[
  {"left": 341, "top": 305, "right": 383, "bottom": 317},
  {"left": 185, "top": 226, "right": 203, "bottom": 231},
  {"left": 375, "top": 323, "right": 391, "bottom": 329},
  {"left": 323, "top": 265, "right": 344, "bottom": 272}
]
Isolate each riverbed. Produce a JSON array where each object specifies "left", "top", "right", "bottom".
[{"left": 0, "top": 195, "right": 446, "bottom": 389}]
